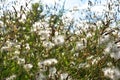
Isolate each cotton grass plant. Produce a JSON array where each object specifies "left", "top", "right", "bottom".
[{"left": 0, "top": 0, "right": 120, "bottom": 80}]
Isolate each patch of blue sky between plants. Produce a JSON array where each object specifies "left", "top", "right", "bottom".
[
  {"left": 0, "top": 0, "right": 106, "bottom": 18},
  {"left": 0, "top": 0, "right": 30, "bottom": 16},
  {"left": 27, "top": 0, "right": 120, "bottom": 26},
  {"left": 46, "top": 0, "right": 107, "bottom": 22},
  {"left": 1, "top": 0, "right": 120, "bottom": 26}
]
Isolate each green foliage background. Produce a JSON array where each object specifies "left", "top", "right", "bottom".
[{"left": 0, "top": 1, "right": 120, "bottom": 80}]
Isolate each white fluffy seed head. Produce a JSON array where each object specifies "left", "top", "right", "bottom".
[
  {"left": 53, "top": 35, "right": 65, "bottom": 45},
  {"left": 102, "top": 67, "right": 120, "bottom": 80},
  {"left": 38, "top": 58, "right": 58, "bottom": 67},
  {"left": 23, "top": 63, "right": 33, "bottom": 70}
]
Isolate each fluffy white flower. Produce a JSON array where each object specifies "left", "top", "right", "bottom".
[
  {"left": 39, "top": 30, "right": 51, "bottom": 40},
  {"left": 42, "top": 41, "right": 55, "bottom": 49},
  {"left": 102, "top": 67, "right": 120, "bottom": 80},
  {"left": 14, "top": 50, "right": 20, "bottom": 55},
  {"left": 75, "top": 42, "right": 85, "bottom": 50},
  {"left": 53, "top": 35, "right": 65, "bottom": 45},
  {"left": 104, "top": 46, "right": 111, "bottom": 54},
  {"left": 17, "top": 58, "right": 25, "bottom": 65},
  {"left": 60, "top": 73, "right": 68, "bottom": 80},
  {"left": 100, "top": 34, "right": 110, "bottom": 44},
  {"left": 73, "top": 53, "right": 79, "bottom": 57},
  {"left": 38, "top": 58, "right": 58, "bottom": 66},
  {"left": 91, "top": 57, "right": 101, "bottom": 65},
  {"left": 103, "top": 42, "right": 113, "bottom": 55},
  {"left": 32, "top": 22, "right": 41, "bottom": 32},
  {"left": 55, "top": 31, "right": 59, "bottom": 36},
  {"left": 110, "top": 43, "right": 120, "bottom": 60},
  {"left": 87, "top": 55, "right": 94, "bottom": 60},
  {"left": 86, "top": 32, "right": 92, "bottom": 38},
  {"left": 118, "top": 32, "right": 120, "bottom": 36},
  {"left": 112, "top": 30, "right": 118, "bottom": 35},
  {"left": 18, "top": 14, "right": 26, "bottom": 23},
  {"left": 15, "top": 44, "right": 21, "bottom": 49},
  {"left": 6, "top": 74, "right": 16, "bottom": 80},
  {"left": 110, "top": 52, "right": 120, "bottom": 60},
  {"left": 0, "top": 21, "right": 4, "bottom": 27},
  {"left": 74, "top": 30, "right": 81, "bottom": 35},
  {"left": 107, "top": 62, "right": 113, "bottom": 66},
  {"left": 49, "top": 67, "right": 57, "bottom": 77},
  {"left": 38, "top": 30, "right": 51, "bottom": 36},
  {"left": 96, "top": 20, "right": 102, "bottom": 27},
  {"left": 1, "top": 46, "right": 11, "bottom": 52},
  {"left": 79, "top": 62, "right": 88, "bottom": 68},
  {"left": 25, "top": 43, "right": 30, "bottom": 50},
  {"left": 36, "top": 72, "right": 46, "bottom": 80},
  {"left": 1, "top": 40, "right": 15, "bottom": 52},
  {"left": 6, "top": 40, "right": 15, "bottom": 47},
  {"left": 23, "top": 63, "right": 33, "bottom": 70}
]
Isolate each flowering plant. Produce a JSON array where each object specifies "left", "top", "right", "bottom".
[{"left": 0, "top": 0, "right": 120, "bottom": 80}]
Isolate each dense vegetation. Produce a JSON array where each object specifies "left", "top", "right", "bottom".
[{"left": 0, "top": 0, "right": 120, "bottom": 80}]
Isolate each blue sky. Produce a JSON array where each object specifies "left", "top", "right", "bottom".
[
  {"left": 0, "top": 0, "right": 108, "bottom": 14},
  {"left": 0, "top": 0, "right": 89, "bottom": 16},
  {"left": 0, "top": 0, "right": 119, "bottom": 23},
  {"left": 0, "top": 0, "right": 102, "bottom": 11}
]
